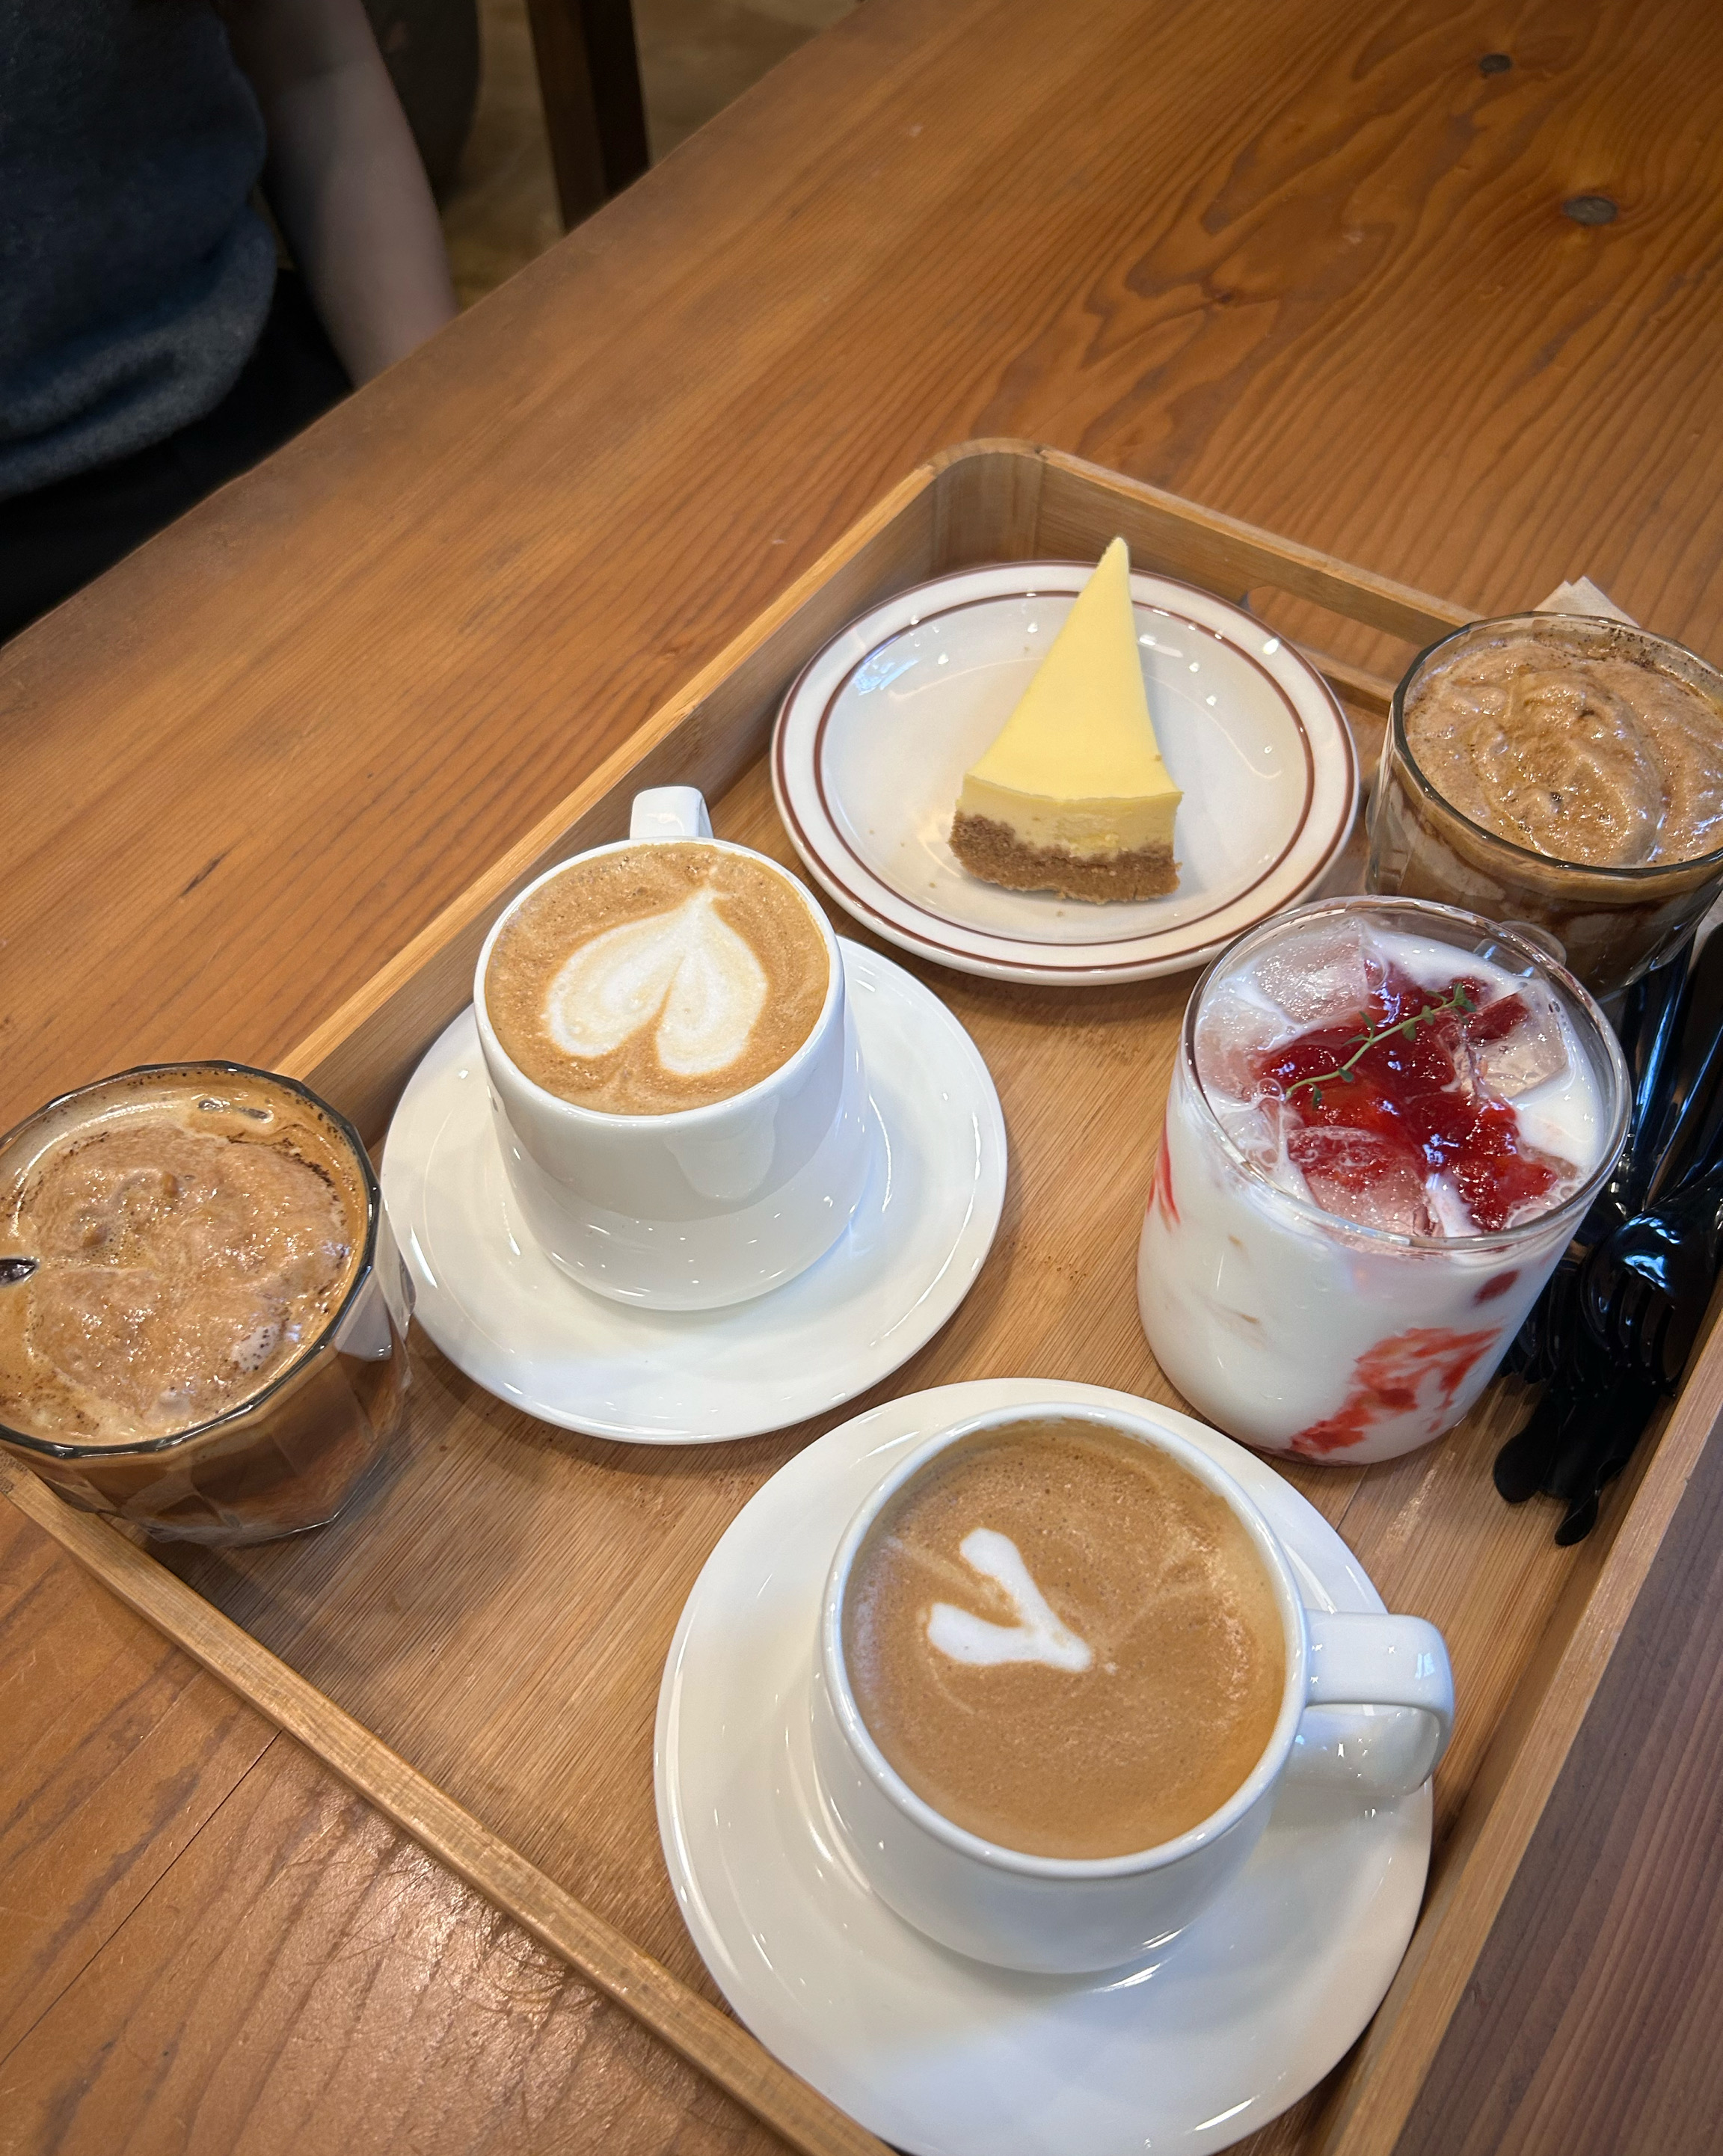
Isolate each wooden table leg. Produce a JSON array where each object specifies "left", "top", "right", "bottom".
[{"left": 525, "top": 0, "right": 651, "bottom": 228}]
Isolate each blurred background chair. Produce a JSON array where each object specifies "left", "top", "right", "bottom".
[
  {"left": 366, "top": 0, "right": 644, "bottom": 224},
  {"left": 521, "top": 0, "right": 649, "bottom": 225},
  {"left": 369, "top": 0, "right": 853, "bottom": 304}
]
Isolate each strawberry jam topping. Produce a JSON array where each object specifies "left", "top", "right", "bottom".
[{"left": 1250, "top": 965, "right": 1563, "bottom": 1233}]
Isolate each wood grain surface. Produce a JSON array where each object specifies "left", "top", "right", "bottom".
[
  {"left": 1397, "top": 1369, "right": 1723, "bottom": 2156},
  {"left": 0, "top": 1502, "right": 780, "bottom": 2156},
  {"left": 279, "top": 441, "right": 1462, "bottom": 1147},
  {"left": 0, "top": 1460, "right": 882, "bottom": 2156},
  {"left": 7, "top": 0, "right": 1723, "bottom": 2150}
]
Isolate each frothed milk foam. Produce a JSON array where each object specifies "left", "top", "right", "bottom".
[
  {"left": 0, "top": 1072, "right": 366, "bottom": 1447},
  {"left": 486, "top": 842, "right": 829, "bottom": 1114},
  {"left": 844, "top": 1419, "right": 1286, "bottom": 1860}
]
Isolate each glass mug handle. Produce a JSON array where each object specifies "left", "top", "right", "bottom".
[
  {"left": 630, "top": 786, "right": 713, "bottom": 841},
  {"left": 1285, "top": 1611, "right": 1455, "bottom": 1798}
]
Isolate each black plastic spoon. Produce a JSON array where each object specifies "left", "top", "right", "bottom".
[
  {"left": 1496, "top": 942, "right": 1703, "bottom": 1518},
  {"left": 1637, "top": 928, "right": 1723, "bottom": 1206},
  {"left": 1503, "top": 949, "right": 1688, "bottom": 1386},
  {"left": 1582, "top": 1142, "right": 1723, "bottom": 1391}
]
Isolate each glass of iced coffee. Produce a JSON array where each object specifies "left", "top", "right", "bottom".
[
  {"left": 1137, "top": 899, "right": 1628, "bottom": 1464},
  {"left": 1368, "top": 612, "right": 1723, "bottom": 997},
  {"left": 0, "top": 1063, "right": 411, "bottom": 1543}
]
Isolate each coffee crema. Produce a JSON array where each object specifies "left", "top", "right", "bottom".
[
  {"left": 1404, "top": 621, "right": 1723, "bottom": 870},
  {"left": 844, "top": 1419, "right": 1286, "bottom": 1860},
  {"left": 0, "top": 1072, "right": 367, "bottom": 1447},
  {"left": 485, "top": 842, "right": 829, "bottom": 1114}
]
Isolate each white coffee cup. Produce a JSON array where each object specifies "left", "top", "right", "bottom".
[
  {"left": 474, "top": 787, "right": 872, "bottom": 1311},
  {"left": 810, "top": 1400, "right": 1454, "bottom": 1974}
]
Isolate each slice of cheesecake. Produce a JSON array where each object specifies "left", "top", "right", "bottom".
[{"left": 950, "top": 537, "right": 1182, "bottom": 902}]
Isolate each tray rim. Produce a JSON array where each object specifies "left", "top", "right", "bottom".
[
  {"left": 277, "top": 438, "right": 1475, "bottom": 1149},
  {"left": 9, "top": 439, "right": 1714, "bottom": 2156}
]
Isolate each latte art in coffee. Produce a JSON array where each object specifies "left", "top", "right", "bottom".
[
  {"left": 547, "top": 888, "right": 767, "bottom": 1077},
  {"left": 927, "top": 1528, "right": 1093, "bottom": 1671},
  {"left": 486, "top": 841, "right": 830, "bottom": 1114},
  {"left": 844, "top": 1419, "right": 1286, "bottom": 1860}
]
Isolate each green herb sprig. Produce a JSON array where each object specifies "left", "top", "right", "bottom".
[{"left": 1283, "top": 983, "right": 1475, "bottom": 1109}]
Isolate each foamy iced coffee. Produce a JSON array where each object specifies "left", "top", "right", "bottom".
[
  {"left": 1, "top": 1075, "right": 362, "bottom": 1443},
  {"left": 0, "top": 1065, "right": 410, "bottom": 1541},
  {"left": 1405, "top": 622, "right": 1723, "bottom": 869},
  {"left": 1369, "top": 614, "right": 1723, "bottom": 995},
  {"left": 1137, "top": 900, "right": 1627, "bottom": 1464}
]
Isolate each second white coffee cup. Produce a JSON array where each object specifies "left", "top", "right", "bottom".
[
  {"left": 811, "top": 1400, "right": 1454, "bottom": 1974},
  {"left": 474, "top": 787, "right": 872, "bottom": 1310}
]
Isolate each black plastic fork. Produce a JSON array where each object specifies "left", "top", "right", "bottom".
[
  {"left": 1502, "top": 948, "right": 1687, "bottom": 1389},
  {"left": 1494, "top": 936, "right": 1717, "bottom": 1536},
  {"left": 1575, "top": 933, "right": 1723, "bottom": 1390},
  {"left": 1493, "top": 1322, "right": 1661, "bottom": 1544},
  {"left": 1581, "top": 1147, "right": 1723, "bottom": 1391}
]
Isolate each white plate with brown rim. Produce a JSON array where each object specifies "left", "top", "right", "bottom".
[
  {"left": 656, "top": 1376, "right": 1431, "bottom": 2156},
  {"left": 772, "top": 563, "right": 1360, "bottom": 983}
]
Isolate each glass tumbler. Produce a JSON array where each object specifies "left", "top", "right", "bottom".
[
  {"left": 1137, "top": 899, "right": 1628, "bottom": 1464},
  {"left": 0, "top": 1063, "right": 412, "bottom": 1544},
  {"left": 1367, "top": 613, "right": 1723, "bottom": 999}
]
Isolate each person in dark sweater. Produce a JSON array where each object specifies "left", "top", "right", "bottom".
[{"left": 0, "top": 0, "right": 458, "bottom": 643}]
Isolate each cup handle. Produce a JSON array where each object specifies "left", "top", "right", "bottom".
[
  {"left": 631, "top": 787, "right": 713, "bottom": 841},
  {"left": 1286, "top": 1611, "right": 1455, "bottom": 1799}
]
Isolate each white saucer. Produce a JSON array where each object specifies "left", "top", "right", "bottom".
[
  {"left": 380, "top": 945, "right": 1007, "bottom": 1443},
  {"left": 773, "top": 564, "right": 1358, "bottom": 984},
  {"left": 657, "top": 1378, "right": 1431, "bottom": 2156}
]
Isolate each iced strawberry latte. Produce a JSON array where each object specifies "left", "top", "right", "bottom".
[{"left": 1137, "top": 899, "right": 1628, "bottom": 1464}]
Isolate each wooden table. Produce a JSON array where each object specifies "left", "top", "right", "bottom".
[{"left": 7, "top": 1, "right": 1723, "bottom": 2148}]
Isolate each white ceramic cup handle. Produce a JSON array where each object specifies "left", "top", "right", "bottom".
[
  {"left": 630, "top": 787, "right": 713, "bottom": 841},
  {"left": 1289, "top": 1611, "right": 1454, "bottom": 1797}
]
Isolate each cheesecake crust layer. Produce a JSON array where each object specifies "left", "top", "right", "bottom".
[{"left": 950, "top": 812, "right": 1179, "bottom": 901}]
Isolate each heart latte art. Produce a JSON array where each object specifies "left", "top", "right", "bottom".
[
  {"left": 926, "top": 1528, "right": 1094, "bottom": 1671},
  {"left": 547, "top": 888, "right": 769, "bottom": 1077},
  {"left": 485, "top": 841, "right": 830, "bottom": 1114}
]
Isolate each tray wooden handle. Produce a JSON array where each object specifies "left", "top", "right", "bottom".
[{"left": 0, "top": 1459, "right": 888, "bottom": 2156}]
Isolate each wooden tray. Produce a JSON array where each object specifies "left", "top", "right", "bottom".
[{"left": 10, "top": 440, "right": 1722, "bottom": 2156}]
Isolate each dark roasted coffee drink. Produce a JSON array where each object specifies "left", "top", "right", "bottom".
[
  {"left": 0, "top": 1072, "right": 367, "bottom": 1446},
  {"left": 485, "top": 841, "right": 830, "bottom": 1114},
  {"left": 843, "top": 1419, "right": 1286, "bottom": 1859}
]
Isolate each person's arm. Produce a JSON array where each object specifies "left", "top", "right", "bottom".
[{"left": 223, "top": 0, "right": 458, "bottom": 384}]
